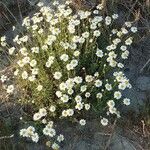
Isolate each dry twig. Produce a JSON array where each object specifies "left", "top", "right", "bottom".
[
  {"left": 0, "top": 134, "right": 14, "bottom": 140},
  {"left": 104, "top": 119, "right": 117, "bottom": 150}
]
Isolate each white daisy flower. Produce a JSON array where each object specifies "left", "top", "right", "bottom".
[
  {"left": 79, "top": 119, "right": 86, "bottom": 126},
  {"left": 101, "top": 118, "right": 108, "bottom": 126}
]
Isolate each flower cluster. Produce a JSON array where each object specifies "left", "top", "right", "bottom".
[
  {"left": 20, "top": 126, "right": 39, "bottom": 143},
  {"left": 0, "top": 0, "right": 137, "bottom": 149}
]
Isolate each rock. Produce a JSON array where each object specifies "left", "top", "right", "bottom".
[
  {"left": 0, "top": 102, "right": 21, "bottom": 118},
  {"left": 122, "top": 88, "right": 146, "bottom": 114},
  {"left": 27, "top": 0, "right": 39, "bottom": 6},
  {"left": 0, "top": 140, "right": 46, "bottom": 150},
  {"left": 62, "top": 132, "right": 137, "bottom": 150},
  {"left": 94, "top": 132, "right": 109, "bottom": 149},
  {"left": 109, "top": 134, "right": 136, "bottom": 150},
  {"left": 73, "top": 140, "right": 102, "bottom": 150},
  {"left": 124, "top": 63, "right": 139, "bottom": 84},
  {"left": 136, "top": 76, "right": 150, "bottom": 91},
  {"left": 25, "top": 143, "right": 46, "bottom": 150},
  {"left": 74, "top": 141, "right": 91, "bottom": 150}
]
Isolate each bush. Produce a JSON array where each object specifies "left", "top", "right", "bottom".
[{"left": 0, "top": 0, "right": 138, "bottom": 149}]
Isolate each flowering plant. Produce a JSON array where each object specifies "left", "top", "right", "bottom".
[{"left": 0, "top": 0, "right": 137, "bottom": 149}]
